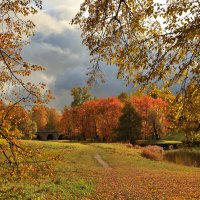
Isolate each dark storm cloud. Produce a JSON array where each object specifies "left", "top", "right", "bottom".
[
  {"left": 91, "top": 66, "right": 134, "bottom": 97},
  {"left": 23, "top": 29, "right": 90, "bottom": 77},
  {"left": 22, "top": 2, "right": 133, "bottom": 110},
  {"left": 32, "top": 29, "right": 85, "bottom": 54},
  {"left": 53, "top": 66, "right": 88, "bottom": 91},
  {"left": 53, "top": 64, "right": 133, "bottom": 98}
]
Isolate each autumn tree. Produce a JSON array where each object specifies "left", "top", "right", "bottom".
[
  {"left": 6, "top": 104, "right": 37, "bottom": 139},
  {"left": 95, "top": 97, "right": 123, "bottom": 141},
  {"left": 0, "top": 0, "right": 53, "bottom": 177},
  {"left": 60, "top": 107, "right": 75, "bottom": 137},
  {"left": 45, "top": 108, "right": 61, "bottom": 131},
  {"left": 118, "top": 92, "right": 129, "bottom": 102},
  {"left": 71, "top": 86, "right": 93, "bottom": 107},
  {"left": 73, "top": 0, "right": 200, "bottom": 139},
  {"left": 60, "top": 97, "right": 123, "bottom": 142},
  {"left": 171, "top": 83, "right": 200, "bottom": 142},
  {"left": 9, "top": 105, "right": 29, "bottom": 130},
  {"left": 130, "top": 95, "right": 169, "bottom": 139},
  {"left": 60, "top": 106, "right": 83, "bottom": 139},
  {"left": 20, "top": 119, "right": 37, "bottom": 140},
  {"left": 147, "top": 109, "right": 164, "bottom": 140},
  {"left": 76, "top": 101, "right": 98, "bottom": 140},
  {"left": 117, "top": 102, "right": 142, "bottom": 144},
  {"left": 31, "top": 106, "right": 48, "bottom": 132}
]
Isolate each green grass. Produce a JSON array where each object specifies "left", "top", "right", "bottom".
[
  {"left": 136, "top": 132, "right": 186, "bottom": 147},
  {"left": 162, "top": 132, "right": 186, "bottom": 141},
  {"left": 0, "top": 140, "right": 200, "bottom": 199},
  {"left": 136, "top": 139, "right": 182, "bottom": 147}
]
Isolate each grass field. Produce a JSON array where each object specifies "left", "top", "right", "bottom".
[
  {"left": 162, "top": 132, "right": 186, "bottom": 141},
  {"left": 1, "top": 140, "right": 200, "bottom": 199}
]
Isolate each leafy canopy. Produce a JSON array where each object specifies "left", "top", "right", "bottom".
[{"left": 72, "top": 0, "right": 199, "bottom": 91}]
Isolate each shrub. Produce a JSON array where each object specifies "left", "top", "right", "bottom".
[{"left": 141, "top": 145, "right": 164, "bottom": 160}]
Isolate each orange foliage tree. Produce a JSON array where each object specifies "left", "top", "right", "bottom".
[
  {"left": 94, "top": 97, "right": 123, "bottom": 141},
  {"left": 60, "top": 97, "right": 123, "bottom": 142},
  {"left": 45, "top": 108, "right": 61, "bottom": 131},
  {"left": 31, "top": 106, "right": 48, "bottom": 132},
  {"left": 130, "top": 95, "right": 169, "bottom": 140},
  {"left": 60, "top": 107, "right": 75, "bottom": 138},
  {"left": 8, "top": 104, "right": 36, "bottom": 139}
]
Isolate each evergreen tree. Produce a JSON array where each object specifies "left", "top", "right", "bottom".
[{"left": 117, "top": 103, "right": 142, "bottom": 144}]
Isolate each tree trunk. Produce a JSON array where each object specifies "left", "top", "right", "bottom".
[{"left": 153, "top": 120, "right": 160, "bottom": 140}]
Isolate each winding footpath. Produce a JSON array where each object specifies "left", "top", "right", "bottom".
[{"left": 94, "top": 153, "right": 112, "bottom": 169}]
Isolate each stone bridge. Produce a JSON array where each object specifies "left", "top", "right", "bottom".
[{"left": 36, "top": 131, "right": 64, "bottom": 141}]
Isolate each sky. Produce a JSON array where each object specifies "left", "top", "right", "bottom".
[{"left": 22, "top": 0, "right": 133, "bottom": 110}]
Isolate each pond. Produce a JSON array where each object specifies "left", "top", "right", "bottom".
[{"left": 164, "top": 149, "right": 200, "bottom": 168}]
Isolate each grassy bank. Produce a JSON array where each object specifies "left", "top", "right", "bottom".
[{"left": 1, "top": 140, "right": 200, "bottom": 199}]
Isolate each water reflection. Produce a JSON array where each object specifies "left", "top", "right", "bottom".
[{"left": 164, "top": 150, "right": 200, "bottom": 167}]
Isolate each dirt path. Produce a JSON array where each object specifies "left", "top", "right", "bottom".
[{"left": 94, "top": 154, "right": 112, "bottom": 169}]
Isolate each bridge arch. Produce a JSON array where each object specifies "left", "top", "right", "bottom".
[
  {"left": 36, "top": 135, "right": 42, "bottom": 140},
  {"left": 47, "top": 134, "right": 54, "bottom": 140},
  {"left": 58, "top": 135, "right": 64, "bottom": 140}
]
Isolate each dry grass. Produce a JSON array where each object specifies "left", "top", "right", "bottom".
[{"left": 141, "top": 145, "right": 164, "bottom": 160}]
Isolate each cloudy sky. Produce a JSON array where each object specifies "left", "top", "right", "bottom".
[{"left": 22, "top": 0, "right": 133, "bottom": 110}]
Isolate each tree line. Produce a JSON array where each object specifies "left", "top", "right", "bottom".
[
  {"left": 60, "top": 88, "right": 169, "bottom": 144},
  {"left": 1, "top": 85, "right": 198, "bottom": 144}
]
